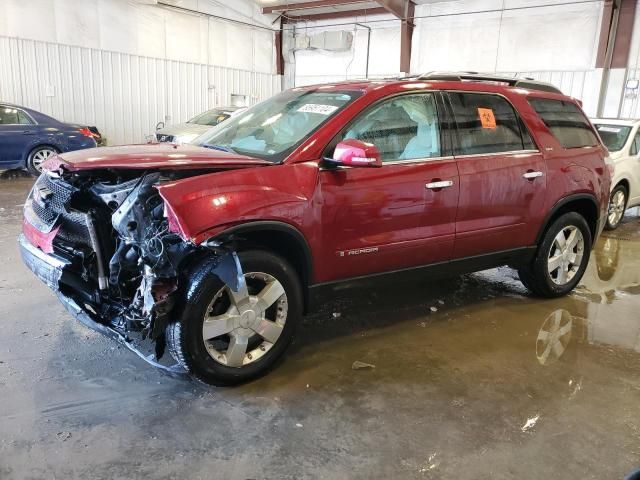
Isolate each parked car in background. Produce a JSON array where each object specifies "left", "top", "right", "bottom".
[
  {"left": 20, "top": 73, "right": 610, "bottom": 385},
  {"left": 0, "top": 102, "right": 99, "bottom": 175},
  {"left": 592, "top": 118, "right": 640, "bottom": 229},
  {"left": 155, "top": 106, "right": 245, "bottom": 144}
]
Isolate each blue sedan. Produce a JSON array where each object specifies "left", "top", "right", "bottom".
[{"left": 0, "top": 103, "right": 98, "bottom": 174}]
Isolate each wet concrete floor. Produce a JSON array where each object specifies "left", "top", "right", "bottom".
[{"left": 1, "top": 176, "right": 639, "bottom": 479}]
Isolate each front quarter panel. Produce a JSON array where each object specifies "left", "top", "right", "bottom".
[{"left": 156, "top": 162, "right": 319, "bottom": 245}]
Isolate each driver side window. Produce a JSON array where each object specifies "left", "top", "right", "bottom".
[{"left": 341, "top": 93, "right": 441, "bottom": 162}]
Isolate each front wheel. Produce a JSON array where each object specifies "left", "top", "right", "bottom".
[
  {"left": 167, "top": 250, "right": 302, "bottom": 385},
  {"left": 605, "top": 185, "right": 627, "bottom": 230},
  {"left": 518, "top": 212, "right": 592, "bottom": 298}
]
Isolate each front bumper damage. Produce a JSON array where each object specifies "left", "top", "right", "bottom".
[
  {"left": 19, "top": 233, "right": 246, "bottom": 376},
  {"left": 19, "top": 233, "right": 187, "bottom": 375}
]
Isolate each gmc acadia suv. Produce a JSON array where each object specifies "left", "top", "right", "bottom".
[{"left": 20, "top": 73, "right": 610, "bottom": 385}]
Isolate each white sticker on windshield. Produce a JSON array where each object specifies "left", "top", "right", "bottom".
[
  {"left": 298, "top": 104, "right": 339, "bottom": 115},
  {"left": 598, "top": 126, "right": 622, "bottom": 133}
]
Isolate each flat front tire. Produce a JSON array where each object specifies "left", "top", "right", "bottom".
[
  {"left": 518, "top": 212, "right": 592, "bottom": 298},
  {"left": 167, "top": 250, "right": 302, "bottom": 385}
]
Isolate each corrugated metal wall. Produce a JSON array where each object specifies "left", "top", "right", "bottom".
[{"left": 0, "top": 35, "right": 281, "bottom": 145}]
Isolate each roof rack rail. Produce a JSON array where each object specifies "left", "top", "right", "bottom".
[{"left": 417, "top": 71, "right": 562, "bottom": 95}]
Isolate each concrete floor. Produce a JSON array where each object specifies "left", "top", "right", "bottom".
[{"left": 1, "top": 175, "right": 640, "bottom": 480}]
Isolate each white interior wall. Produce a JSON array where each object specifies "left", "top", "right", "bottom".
[
  {"left": 411, "top": 0, "right": 602, "bottom": 73},
  {"left": 288, "top": 0, "right": 606, "bottom": 115},
  {"left": 285, "top": 13, "right": 401, "bottom": 87},
  {"left": 0, "top": 0, "right": 280, "bottom": 144}
]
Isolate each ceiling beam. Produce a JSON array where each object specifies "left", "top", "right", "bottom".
[
  {"left": 284, "top": 6, "right": 388, "bottom": 22},
  {"left": 375, "top": 0, "right": 410, "bottom": 19},
  {"left": 262, "top": 0, "right": 370, "bottom": 14}
]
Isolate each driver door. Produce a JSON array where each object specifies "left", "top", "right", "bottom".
[{"left": 316, "top": 92, "right": 460, "bottom": 282}]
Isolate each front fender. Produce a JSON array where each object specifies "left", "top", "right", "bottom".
[{"left": 156, "top": 162, "right": 319, "bottom": 244}]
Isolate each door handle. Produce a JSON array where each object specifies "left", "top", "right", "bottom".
[
  {"left": 425, "top": 180, "right": 453, "bottom": 190},
  {"left": 523, "top": 171, "right": 544, "bottom": 180},
  {"left": 22, "top": 130, "right": 35, "bottom": 135}
]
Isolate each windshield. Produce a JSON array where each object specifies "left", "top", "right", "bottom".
[
  {"left": 594, "top": 124, "right": 632, "bottom": 152},
  {"left": 188, "top": 109, "right": 232, "bottom": 127},
  {"left": 194, "top": 89, "right": 360, "bottom": 162}
]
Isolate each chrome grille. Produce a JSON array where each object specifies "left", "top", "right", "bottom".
[
  {"left": 28, "top": 175, "right": 93, "bottom": 247},
  {"left": 30, "top": 175, "right": 74, "bottom": 226}
]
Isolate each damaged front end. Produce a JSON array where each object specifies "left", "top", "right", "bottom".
[{"left": 20, "top": 168, "right": 243, "bottom": 374}]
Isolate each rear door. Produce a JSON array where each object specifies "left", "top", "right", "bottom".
[
  {"left": 317, "top": 92, "right": 460, "bottom": 282},
  {"left": 0, "top": 105, "right": 37, "bottom": 165},
  {"left": 446, "top": 91, "right": 547, "bottom": 258}
]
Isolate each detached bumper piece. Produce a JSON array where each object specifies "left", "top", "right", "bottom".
[{"left": 19, "top": 234, "right": 188, "bottom": 377}]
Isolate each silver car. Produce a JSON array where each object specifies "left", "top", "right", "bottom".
[{"left": 155, "top": 106, "right": 245, "bottom": 144}]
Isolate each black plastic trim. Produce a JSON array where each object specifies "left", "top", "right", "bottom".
[
  {"left": 211, "top": 220, "right": 315, "bottom": 284},
  {"left": 535, "top": 193, "right": 600, "bottom": 245},
  {"left": 307, "top": 246, "right": 535, "bottom": 311}
]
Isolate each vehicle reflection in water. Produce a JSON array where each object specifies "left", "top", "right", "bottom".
[
  {"left": 536, "top": 309, "right": 573, "bottom": 365},
  {"left": 535, "top": 230, "right": 640, "bottom": 367}
]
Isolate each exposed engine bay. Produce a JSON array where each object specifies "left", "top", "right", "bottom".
[{"left": 23, "top": 168, "right": 244, "bottom": 367}]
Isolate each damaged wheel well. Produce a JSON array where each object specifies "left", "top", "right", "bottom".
[{"left": 212, "top": 222, "right": 314, "bottom": 312}]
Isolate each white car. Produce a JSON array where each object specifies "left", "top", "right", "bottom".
[
  {"left": 154, "top": 106, "right": 246, "bottom": 144},
  {"left": 592, "top": 118, "right": 640, "bottom": 229}
]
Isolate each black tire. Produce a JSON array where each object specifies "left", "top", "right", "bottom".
[
  {"left": 167, "top": 250, "right": 302, "bottom": 385},
  {"left": 518, "top": 212, "right": 592, "bottom": 298},
  {"left": 604, "top": 184, "right": 628, "bottom": 230},
  {"left": 26, "top": 145, "right": 59, "bottom": 176}
]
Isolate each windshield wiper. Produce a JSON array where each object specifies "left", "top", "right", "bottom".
[{"left": 202, "top": 144, "right": 236, "bottom": 153}]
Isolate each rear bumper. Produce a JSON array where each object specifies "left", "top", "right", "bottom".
[{"left": 18, "top": 234, "right": 186, "bottom": 376}]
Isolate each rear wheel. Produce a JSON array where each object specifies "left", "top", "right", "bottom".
[
  {"left": 167, "top": 250, "right": 302, "bottom": 385},
  {"left": 605, "top": 184, "right": 627, "bottom": 230},
  {"left": 26, "top": 146, "right": 58, "bottom": 175},
  {"left": 518, "top": 212, "right": 592, "bottom": 298}
]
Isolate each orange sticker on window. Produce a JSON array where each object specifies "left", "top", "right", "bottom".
[{"left": 477, "top": 108, "right": 496, "bottom": 129}]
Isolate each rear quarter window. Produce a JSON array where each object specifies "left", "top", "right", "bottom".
[{"left": 528, "top": 98, "right": 598, "bottom": 149}]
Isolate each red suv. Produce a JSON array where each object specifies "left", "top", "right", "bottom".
[{"left": 20, "top": 73, "right": 610, "bottom": 384}]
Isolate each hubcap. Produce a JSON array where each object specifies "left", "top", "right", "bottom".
[
  {"left": 202, "top": 272, "right": 287, "bottom": 367},
  {"left": 31, "top": 148, "right": 56, "bottom": 171},
  {"left": 547, "top": 226, "right": 585, "bottom": 286},
  {"left": 607, "top": 190, "right": 626, "bottom": 226}
]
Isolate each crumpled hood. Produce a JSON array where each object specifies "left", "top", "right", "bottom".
[{"left": 42, "top": 143, "right": 272, "bottom": 172}]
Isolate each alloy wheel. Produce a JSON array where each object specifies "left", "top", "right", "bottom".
[
  {"left": 202, "top": 272, "right": 288, "bottom": 367},
  {"left": 607, "top": 189, "right": 626, "bottom": 227},
  {"left": 31, "top": 148, "right": 57, "bottom": 172},
  {"left": 547, "top": 226, "right": 585, "bottom": 285}
]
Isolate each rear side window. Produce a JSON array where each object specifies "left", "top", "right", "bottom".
[
  {"left": 529, "top": 98, "right": 598, "bottom": 149},
  {"left": 17, "top": 110, "right": 34, "bottom": 125},
  {"left": 448, "top": 92, "right": 534, "bottom": 155}
]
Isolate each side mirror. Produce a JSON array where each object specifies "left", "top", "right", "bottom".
[
  {"left": 324, "top": 139, "right": 382, "bottom": 168},
  {"left": 155, "top": 121, "right": 165, "bottom": 131}
]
